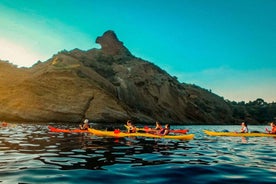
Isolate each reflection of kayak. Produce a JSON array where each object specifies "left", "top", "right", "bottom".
[
  {"left": 48, "top": 126, "right": 89, "bottom": 133},
  {"left": 204, "top": 130, "right": 276, "bottom": 137},
  {"left": 88, "top": 128, "right": 194, "bottom": 140},
  {"left": 124, "top": 125, "right": 189, "bottom": 134}
]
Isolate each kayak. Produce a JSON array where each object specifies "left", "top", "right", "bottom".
[
  {"left": 88, "top": 128, "right": 194, "bottom": 140},
  {"left": 0, "top": 122, "right": 16, "bottom": 128},
  {"left": 48, "top": 126, "right": 89, "bottom": 133},
  {"left": 124, "top": 125, "right": 189, "bottom": 134},
  {"left": 1, "top": 122, "right": 8, "bottom": 127},
  {"left": 204, "top": 130, "right": 276, "bottom": 137}
]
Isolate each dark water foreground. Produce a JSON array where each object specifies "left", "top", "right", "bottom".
[{"left": 1, "top": 123, "right": 276, "bottom": 184}]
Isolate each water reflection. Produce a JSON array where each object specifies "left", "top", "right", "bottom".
[
  {"left": 241, "top": 137, "right": 248, "bottom": 143},
  {"left": 40, "top": 135, "right": 193, "bottom": 170}
]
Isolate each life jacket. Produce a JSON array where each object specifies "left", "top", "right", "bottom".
[
  {"left": 241, "top": 126, "right": 248, "bottom": 133},
  {"left": 128, "top": 125, "right": 136, "bottom": 133},
  {"left": 272, "top": 126, "right": 276, "bottom": 134},
  {"left": 159, "top": 128, "right": 169, "bottom": 135}
]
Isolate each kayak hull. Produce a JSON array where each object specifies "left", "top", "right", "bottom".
[
  {"left": 89, "top": 128, "right": 194, "bottom": 140},
  {"left": 48, "top": 126, "right": 89, "bottom": 133},
  {"left": 204, "top": 130, "right": 276, "bottom": 137}
]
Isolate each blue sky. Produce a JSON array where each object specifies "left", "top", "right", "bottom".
[{"left": 0, "top": 0, "right": 275, "bottom": 102}]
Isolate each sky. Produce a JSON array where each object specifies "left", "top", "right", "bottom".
[{"left": 0, "top": 0, "right": 275, "bottom": 103}]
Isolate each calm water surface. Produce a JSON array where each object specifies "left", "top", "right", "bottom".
[{"left": 1, "top": 123, "right": 276, "bottom": 184}]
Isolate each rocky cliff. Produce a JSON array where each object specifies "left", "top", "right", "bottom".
[{"left": 0, "top": 30, "right": 234, "bottom": 124}]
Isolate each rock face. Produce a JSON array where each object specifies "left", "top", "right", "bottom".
[{"left": 0, "top": 30, "right": 234, "bottom": 124}]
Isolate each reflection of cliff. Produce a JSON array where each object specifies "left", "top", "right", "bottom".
[{"left": 0, "top": 30, "right": 234, "bottom": 124}]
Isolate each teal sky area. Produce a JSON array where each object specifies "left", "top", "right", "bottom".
[{"left": 0, "top": 0, "right": 275, "bottom": 102}]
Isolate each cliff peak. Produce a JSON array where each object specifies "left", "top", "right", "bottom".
[{"left": 96, "top": 30, "right": 132, "bottom": 56}]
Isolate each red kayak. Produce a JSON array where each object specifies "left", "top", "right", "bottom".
[
  {"left": 126, "top": 126, "right": 189, "bottom": 134},
  {"left": 48, "top": 126, "right": 89, "bottom": 133},
  {"left": 1, "top": 122, "right": 8, "bottom": 127},
  {"left": 169, "top": 129, "right": 189, "bottom": 134}
]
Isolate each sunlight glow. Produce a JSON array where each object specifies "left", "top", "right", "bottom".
[{"left": 0, "top": 38, "right": 43, "bottom": 67}]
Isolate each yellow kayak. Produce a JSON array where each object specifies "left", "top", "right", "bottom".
[
  {"left": 88, "top": 128, "right": 194, "bottom": 140},
  {"left": 204, "top": 130, "right": 276, "bottom": 137}
]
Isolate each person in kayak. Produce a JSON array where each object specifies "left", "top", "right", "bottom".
[
  {"left": 79, "top": 119, "right": 90, "bottom": 130},
  {"left": 155, "top": 121, "right": 163, "bottom": 130},
  {"left": 266, "top": 122, "right": 276, "bottom": 134},
  {"left": 240, "top": 122, "right": 248, "bottom": 133},
  {"left": 126, "top": 120, "right": 137, "bottom": 133},
  {"left": 159, "top": 124, "right": 170, "bottom": 135}
]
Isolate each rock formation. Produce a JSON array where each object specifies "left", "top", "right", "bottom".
[{"left": 0, "top": 30, "right": 234, "bottom": 124}]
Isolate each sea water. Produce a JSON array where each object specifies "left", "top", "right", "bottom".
[{"left": 0, "top": 123, "right": 276, "bottom": 184}]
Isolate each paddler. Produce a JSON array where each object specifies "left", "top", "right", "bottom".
[
  {"left": 154, "top": 121, "right": 163, "bottom": 131},
  {"left": 240, "top": 122, "right": 248, "bottom": 133},
  {"left": 159, "top": 124, "right": 170, "bottom": 135},
  {"left": 79, "top": 119, "right": 90, "bottom": 130},
  {"left": 266, "top": 122, "right": 276, "bottom": 134},
  {"left": 126, "top": 120, "right": 136, "bottom": 133}
]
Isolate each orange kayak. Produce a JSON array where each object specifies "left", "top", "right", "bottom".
[
  {"left": 1, "top": 122, "right": 8, "bottom": 127},
  {"left": 48, "top": 126, "right": 89, "bottom": 133}
]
